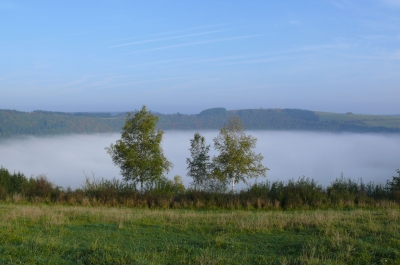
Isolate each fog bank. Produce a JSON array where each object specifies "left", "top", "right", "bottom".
[{"left": 0, "top": 131, "right": 399, "bottom": 189}]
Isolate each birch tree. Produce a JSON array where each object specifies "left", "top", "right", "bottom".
[
  {"left": 213, "top": 116, "right": 268, "bottom": 190},
  {"left": 186, "top": 132, "right": 212, "bottom": 190},
  {"left": 106, "top": 106, "right": 172, "bottom": 191}
]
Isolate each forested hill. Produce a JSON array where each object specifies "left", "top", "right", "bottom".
[
  {"left": 0, "top": 110, "right": 123, "bottom": 138},
  {"left": 1, "top": 108, "right": 400, "bottom": 138}
]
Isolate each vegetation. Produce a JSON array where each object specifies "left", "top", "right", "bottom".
[
  {"left": 1, "top": 166, "right": 400, "bottom": 263},
  {"left": 1, "top": 108, "right": 400, "bottom": 138},
  {"left": 186, "top": 132, "right": 214, "bottom": 190},
  {"left": 106, "top": 106, "right": 172, "bottom": 191},
  {"left": 212, "top": 117, "right": 269, "bottom": 190},
  {"left": 0, "top": 204, "right": 400, "bottom": 264},
  {"left": 2, "top": 165, "right": 400, "bottom": 210},
  {"left": 0, "top": 109, "right": 122, "bottom": 138},
  {"left": 1, "top": 108, "right": 400, "bottom": 262},
  {"left": 0, "top": 113, "right": 399, "bottom": 207}
]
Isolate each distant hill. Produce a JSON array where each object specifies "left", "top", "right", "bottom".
[{"left": 1, "top": 108, "right": 400, "bottom": 138}]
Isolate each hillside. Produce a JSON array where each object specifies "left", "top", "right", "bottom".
[{"left": 1, "top": 108, "right": 400, "bottom": 138}]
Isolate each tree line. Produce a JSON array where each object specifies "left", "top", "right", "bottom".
[
  {"left": 0, "top": 109, "right": 122, "bottom": 137},
  {"left": 1, "top": 107, "right": 400, "bottom": 138}
]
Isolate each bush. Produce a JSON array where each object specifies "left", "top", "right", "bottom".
[
  {"left": 24, "top": 175, "right": 61, "bottom": 199},
  {"left": 0, "top": 166, "right": 28, "bottom": 197},
  {"left": 327, "top": 175, "right": 359, "bottom": 206},
  {"left": 245, "top": 177, "right": 326, "bottom": 209},
  {"left": 281, "top": 177, "right": 326, "bottom": 209},
  {"left": 1, "top": 165, "right": 400, "bottom": 210},
  {"left": 144, "top": 175, "right": 185, "bottom": 195}
]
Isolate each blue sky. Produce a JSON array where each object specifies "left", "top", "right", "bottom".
[{"left": 1, "top": 0, "right": 399, "bottom": 114}]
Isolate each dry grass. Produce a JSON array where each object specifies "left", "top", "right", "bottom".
[{"left": 1, "top": 204, "right": 398, "bottom": 232}]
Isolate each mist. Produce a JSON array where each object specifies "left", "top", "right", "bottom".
[{"left": 0, "top": 131, "right": 399, "bottom": 189}]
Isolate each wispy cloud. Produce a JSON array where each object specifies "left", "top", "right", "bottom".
[
  {"left": 153, "top": 78, "right": 220, "bottom": 93},
  {"left": 343, "top": 50, "right": 400, "bottom": 60},
  {"left": 298, "top": 42, "right": 349, "bottom": 51},
  {"left": 100, "top": 76, "right": 184, "bottom": 88},
  {"left": 166, "top": 54, "right": 265, "bottom": 67},
  {"left": 62, "top": 76, "right": 186, "bottom": 94},
  {"left": 114, "top": 59, "right": 189, "bottom": 69},
  {"left": 127, "top": 34, "right": 266, "bottom": 54},
  {"left": 108, "top": 28, "right": 240, "bottom": 48},
  {"left": 166, "top": 43, "right": 347, "bottom": 67},
  {"left": 104, "top": 22, "right": 237, "bottom": 44},
  {"left": 165, "top": 53, "right": 291, "bottom": 68},
  {"left": 218, "top": 55, "right": 299, "bottom": 66},
  {"left": 359, "top": 34, "right": 391, "bottom": 41},
  {"left": 0, "top": 21, "right": 163, "bottom": 48}
]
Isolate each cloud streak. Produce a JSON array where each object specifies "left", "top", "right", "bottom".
[
  {"left": 104, "top": 22, "right": 238, "bottom": 44},
  {"left": 127, "top": 34, "right": 266, "bottom": 54},
  {"left": 108, "top": 28, "right": 241, "bottom": 48}
]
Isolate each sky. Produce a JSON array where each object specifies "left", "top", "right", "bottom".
[{"left": 1, "top": 0, "right": 400, "bottom": 114}]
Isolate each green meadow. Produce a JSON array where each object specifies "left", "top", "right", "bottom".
[
  {"left": 315, "top": 111, "right": 400, "bottom": 128},
  {"left": 1, "top": 204, "right": 399, "bottom": 264}
]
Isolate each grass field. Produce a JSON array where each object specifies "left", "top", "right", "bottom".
[
  {"left": 0, "top": 204, "right": 399, "bottom": 264},
  {"left": 315, "top": 111, "right": 400, "bottom": 128}
]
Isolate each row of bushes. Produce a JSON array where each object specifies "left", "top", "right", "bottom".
[
  {"left": 1, "top": 166, "right": 400, "bottom": 209},
  {"left": 0, "top": 167, "right": 60, "bottom": 200}
]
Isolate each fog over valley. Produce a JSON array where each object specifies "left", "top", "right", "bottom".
[{"left": 0, "top": 131, "right": 399, "bottom": 189}]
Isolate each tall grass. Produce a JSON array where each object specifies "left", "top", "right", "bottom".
[{"left": 1, "top": 166, "right": 400, "bottom": 210}]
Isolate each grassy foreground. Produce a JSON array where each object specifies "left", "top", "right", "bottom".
[{"left": 0, "top": 204, "right": 399, "bottom": 264}]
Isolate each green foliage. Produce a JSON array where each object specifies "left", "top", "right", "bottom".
[
  {"left": 0, "top": 167, "right": 61, "bottom": 200},
  {"left": 244, "top": 177, "right": 326, "bottom": 209},
  {"left": 81, "top": 175, "right": 137, "bottom": 203},
  {"left": 145, "top": 175, "right": 186, "bottom": 195},
  {"left": 105, "top": 106, "right": 173, "bottom": 190},
  {"left": 24, "top": 175, "right": 59, "bottom": 199},
  {"left": 281, "top": 177, "right": 325, "bottom": 208},
  {"left": 0, "top": 109, "right": 124, "bottom": 138},
  {"left": 0, "top": 167, "right": 27, "bottom": 198},
  {"left": 1, "top": 108, "right": 400, "bottom": 138},
  {"left": 213, "top": 116, "right": 269, "bottom": 190},
  {"left": 1, "top": 164, "right": 400, "bottom": 210},
  {"left": 327, "top": 174, "right": 360, "bottom": 205},
  {"left": 387, "top": 169, "right": 400, "bottom": 200},
  {"left": 198, "top": 107, "right": 227, "bottom": 116},
  {"left": 186, "top": 132, "right": 214, "bottom": 190}
]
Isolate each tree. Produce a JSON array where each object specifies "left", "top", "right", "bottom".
[
  {"left": 186, "top": 132, "right": 212, "bottom": 190},
  {"left": 105, "top": 106, "right": 172, "bottom": 191},
  {"left": 387, "top": 169, "right": 400, "bottom": 192},
  {"left": 212, "top": 116, "right": 268, "bottom": 190}
]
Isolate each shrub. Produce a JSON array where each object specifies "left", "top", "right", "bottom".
[{"left": 0, "top": 166, "right": 28, "bottom": 196}]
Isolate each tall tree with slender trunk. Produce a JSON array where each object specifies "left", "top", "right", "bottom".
[
  {"left": 186, "top": 132, "right": 212, "bottom": 190},
  {"left": 105, "top": 106, "right": 172, "bottom": 191},
  {"left": 213, "top": 116, "right": 268, "bottom": 190}
]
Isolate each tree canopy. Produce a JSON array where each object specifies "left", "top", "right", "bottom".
[
  {"left": 186, "top": 132, "right": 212, "bottom": 190},
  {"left": 212, "top": 116, "right": 269, "bottom": 190},
  {"left": 105, "top": 106, "right": 172, "bottom": 190}
]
